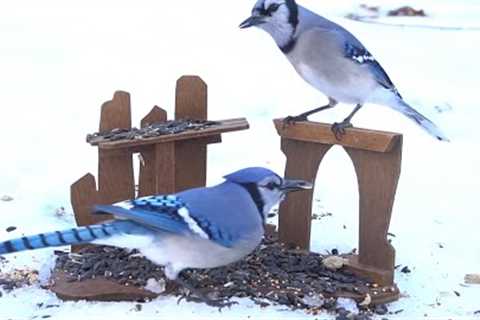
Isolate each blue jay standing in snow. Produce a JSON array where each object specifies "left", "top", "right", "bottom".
[
  {"left": 0, "top": 167, "right": 311, "bottom": 307},
  {"left": 240, "top": 0, "right": 449, "bottom": 141}
]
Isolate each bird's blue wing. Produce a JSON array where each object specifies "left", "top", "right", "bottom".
[
  {"left": 93, "top": 194, "right": 235, "bottom": 248},
  {"left": 300, "top": 8, "right": 402, "bottom": 97},
  {"left": 94, "top": 195, "right": 193, "bottom": 236},
  {"left": 342, "top": 35, "right": 401, "bottom": 98}
]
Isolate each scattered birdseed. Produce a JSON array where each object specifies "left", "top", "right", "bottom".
[
  {"left": 86, "top": 119, "right": 221, "bottom": 145},
  {"left": 53, "top": 236, "right": 380, "bottom": 316},
  {"left": 0, "top": 269, "right": 39, "bottom": 291}
]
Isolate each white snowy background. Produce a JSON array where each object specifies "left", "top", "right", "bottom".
[{"left": 0, "top": 0, "right": 479, "bottom": 319}]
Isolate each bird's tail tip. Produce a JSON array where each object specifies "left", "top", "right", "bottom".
[
  {"left": 436, "top": 135, "right": 450, "bottom": 143},
  {"left": 393, "top": 98, "right": 450, "bottom": 142},
  {"left": 420, "top": 117, "right": 450, "bottom": 142}
]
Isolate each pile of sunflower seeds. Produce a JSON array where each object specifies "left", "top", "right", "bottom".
[
  {"left": 55, "top": 237, "right": 388, "bottom": 319},
  {"left": 86, "top": 119, "right": 220, "bottom": 145}
]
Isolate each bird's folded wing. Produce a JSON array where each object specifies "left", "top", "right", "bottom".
[
  {"left": 342, "top": 35, "right": 401, "bottom": 97},
  {"left": 93, "top": 195, "right": 235, "bottom": 248}
]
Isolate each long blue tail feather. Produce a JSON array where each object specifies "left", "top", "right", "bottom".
[{"left": 0, "top": 220, "right": 139, "bottom": 255}]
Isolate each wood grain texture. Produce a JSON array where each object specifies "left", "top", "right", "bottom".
[
  {"left": 70, "top": 174, "right": 101, "bottom": 252},
  {"left": 98, "top": 91, "right": 135, "bottom": 216},
  {"left": 345, "top": 137, "right": 402, "bottom": 285},
  {"left": 345, "top": 255, "right": 397, "bottom": 286},
  {"left": 141, "top": 106, "right": 168, "bottom": 127},
  {"left": 274, "top": 119, "right": 401, "bottom": 153},
  {"left": 99, "top": 91, "right": 131, "bottom": 133},
  {"left": 174, "top": 75, "right": 209, "bottom": 191},
  {"left": 71, "top": 174, "right": 101, "bottom": 226},
  {"left": 175, "top": 75, "right": 207, "bottom": 120},
  {"left": 50, "top": 270, "right": 161, "bottom": 301},
  {"left": 98, "top": 149, "right": 135, "bottom": 202},
  {"left": 138, "top": 106, "right": 168, "bottom": 197},
  {"left": 278, "top": 138, "right": 332, "bottom": 250},
  {"left": 72, "top": 92, "right": 135, "bottom": 231},
  {"left": 153, "top": 142, "right": 177, "bottom": 194},
  {"left": 173, "top": 140, "right": 207, "bottom": 192}
]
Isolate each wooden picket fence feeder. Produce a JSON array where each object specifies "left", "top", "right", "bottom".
[
  {"left": 50, "top": 75, "right": 249, "bottom": 301},
  {"left": 274, "top": 119, "right": 402, "bottom": 304},
  {"left": 71, "top": 76, "right": 248, "bottom": 228}
]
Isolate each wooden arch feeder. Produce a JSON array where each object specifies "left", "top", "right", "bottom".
[
  {"left": 50, "top": 76, "right": 249, "bottom": 300},
  {"left": 274, "top": 119, "right": 402, "bottom": 304}
]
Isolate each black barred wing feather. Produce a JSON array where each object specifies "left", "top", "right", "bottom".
[
  {"left": 344, "top": 42, "right": 402, "bottom": 98},
  {"left": 94, "top": 195, "right": 235, "bottom": 248}
]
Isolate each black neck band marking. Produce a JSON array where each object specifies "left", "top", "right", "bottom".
[
  {"left": 240, "top": 183, "right": 265, "bottom": 222},
  {"left": 285, "top": 0, "right": 299, "bottom": 28},
  {"left": 280, "top": 38, "right": 297, "bottom": 54}
]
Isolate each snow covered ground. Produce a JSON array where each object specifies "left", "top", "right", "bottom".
[{"left": 1, "top": 0, "right": 479, "bottom": 318}]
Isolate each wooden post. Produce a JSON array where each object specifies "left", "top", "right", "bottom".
[
  {"left": 71, "top": 92, "right": 135, "bottom": 229},
  {"left": 344, "top": 140, "right": 402, "bottom": 285},
  {"left": 279, "top": 139, "right": 331, "bottom": 249},
  {"left": 97, "top": 92, "right": 135, "bottom": 205},
  {"left": 138, "top": 106, "right": 168, "bottom": 197},
  {"left": 173, "top": 76, "right": 220, "bottom": 192},
  {"left": 274, "top": 119, "right": 402, "bottom": 293}
]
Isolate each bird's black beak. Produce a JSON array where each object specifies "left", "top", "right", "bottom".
[
  {"left": 239, "top": 15, "right": 265, "bottom": 29},
  {"left": 279, "top": 179, "right": 313, "bottom": 192}
]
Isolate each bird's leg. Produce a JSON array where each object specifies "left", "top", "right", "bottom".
[
  {"left": 331, "top": 104, "right": 363, "bottom": 140},
  {"left": 284, "top": 98, "right": 337, "bottom": 125},
  {"left": 175, "top": 272, "right": 237, "bottom": 310}
]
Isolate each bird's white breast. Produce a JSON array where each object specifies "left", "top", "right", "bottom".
[
  {"left": 285, "top": 26, "right": 379, "bottom": 105},
  {"left": 141, "top": 231, "right": 263, "bottom": 279},
  {"left": 295, "top": 62, "right": 372, "bottom": 104}
]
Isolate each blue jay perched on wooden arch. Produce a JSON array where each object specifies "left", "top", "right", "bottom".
[
  {"left": 0, "top": 167, "right": 311, "bottom": 308},
  {"left": 240, "top": 0, "right": 449, "bottom": 141}
]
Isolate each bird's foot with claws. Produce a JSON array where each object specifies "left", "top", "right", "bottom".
[
  {"left": 282, "top": 114, "right": 309, "bottom": 128},
  {"left": 331, "top": 121, "right": 352, "bottom": 140}
]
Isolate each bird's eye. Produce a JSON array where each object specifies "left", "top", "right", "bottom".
[
  {"left": 265, "top": 182, "right": 278, "bottom": 190},
  {"left": 265, "top": 3, "right": 281, "bottom": 15}
]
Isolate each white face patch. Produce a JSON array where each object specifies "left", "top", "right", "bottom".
[
  {"left": 264, "top": 0, "right": 290, "bottom": 21},
  {"left": 257, "top": 176, "right": 285, "bottom": 218},
  {"left": 177, "top": 207, "right": 210, "bottom": 240},
  {"left": 264, "top": 0, "right": 284, "bottom": 8},
  {"left": 252, "top": 0, "right": 295, "bottom": 50}
]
